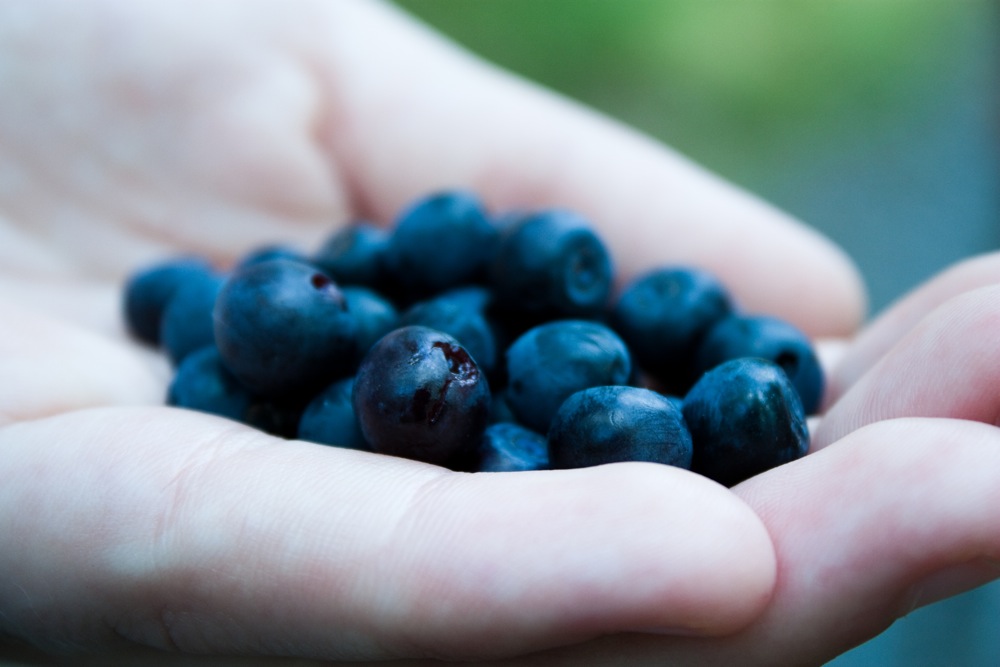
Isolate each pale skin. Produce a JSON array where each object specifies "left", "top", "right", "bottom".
[{"left": 2, "top": 1, "right": 1000, "bottom": 665}]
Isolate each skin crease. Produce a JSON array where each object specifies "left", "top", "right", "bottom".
[{"left": 1, "top": 1, "right": 999, "bottom": 666}]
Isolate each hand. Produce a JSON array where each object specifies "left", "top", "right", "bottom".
[
  {"left": 3, "top": 1, "right": 957, "bottom": 665},
  {"left": 521, "top": 253, "right": 1000, "bottom": 667}
]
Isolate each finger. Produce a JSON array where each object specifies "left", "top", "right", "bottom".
[
  {"left": 310, "top": 0, "right": 865, "bottom": 337},
  {"left": 814, "top": 283, "right": 1000, "bottom": 450},
  {"left": 828, "top": 251, "right": 1000, "bottom": 402},
  {"left": 467, "top": 418, "right": 1000, "bottom": 667},
  {"left": 0, "top": 298, "right": 165, "bottom": 424},
  {"left": 722, "top": 419, "right": 1000, "bottom": 666},
  {"left": 0, "top": 407, "right": 775, "bottom": 662}
]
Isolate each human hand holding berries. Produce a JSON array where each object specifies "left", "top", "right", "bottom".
[{"left": 3, "top": 1, "right": 998, "bottom": 666}]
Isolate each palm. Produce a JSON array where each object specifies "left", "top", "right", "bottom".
[{"left": 4, "top": 2, "right": 1000, "bottom": 667}]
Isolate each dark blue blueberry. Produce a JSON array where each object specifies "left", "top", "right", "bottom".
[
  {"left": 548, "top": 386, "right": 693, "bottom": 469},
  {"left": 213, "top": 259, "right": 357, "bottom": 397},
  {"left": 611, "top": 267, "right": 733, "bottom": 394},
  {"left": 298, "top": 377, "right": 370, "bottom": 450},
  {"left": 504, "top": 320, "right": 631, "bottom": 434},
  {"left": 683, "top": 358, "right": 809, "bottom": 487},
  {"left": 244, "top": 396, "right": 309, "bottom": 439},
  {"left": 160, "top": 271, "right": 227, "bottom": 365},
  {"left": 491, "top": 209, "right": 612, "bottom": 321},
  {"left": 234, "top": 244, "right": 310, "bottom": 270},
  {"left": 474, "top": 423, "right": 549, "bottom": 472},
  {"left": 488, "top": 389, "right": 519, "bottom": 425},
  {"left": 342, "top": 286, "right": 399, "bottom": 363},
  {"left": 123, "top": 256, "right": 215, "bottom": 345},
  {"left": 313, "top": 222, "right": 390, "bottom": 288},
  {"left": 384, "top": 191, "right": 499, "bottom": 299},
  {"left": 167, "top": 345, "right": 253, "bottom": 421},
  {"left": 352, "top": 326, "right": 491, "bottom": 466},
  {"left": 694, "top": 314, "right": 824, "bottom": 415},
  {"left": 399, "top": 291, "right": 498, "bottom": 377}
]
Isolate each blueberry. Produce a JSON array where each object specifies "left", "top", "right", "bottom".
[
  {"left": 548, "top": 386, "right": 693, "bottom": 469},
  {"left": 433, "top": 285, "right": 494, "bottom": 313},
  {"left": 683, "top": 358, "right": 809, "bottom": 487},
  {"left": 474, "top": 423, "right": 549, "bottom": 472},
  {"left": 123, "top": 257, "right": 215, "bottom": 345},
  {"left": 491, "top": 209, "right": 612, "bottom": 320},
  {"left": 235, "top": 244, "right": 310, "bottom": 271},
  {"left": 488, "top": 389, "right": 519, "bottom": 425},
  {"left": 298, "top": 377, "right": 370, "bottom": 450},
  {"left": 160, "top": 271, "right": 227, "bottom": 365},
  {"left": 244, "top": 396, "right": 309, "bottom": 439},
  {"left": 384, "top": 191, "right": 499, "bottom": 299},
  {"left": 342, "top": 286, "right": 399, "bottom": 363},
  {"left": 399, "top": 290, "right": 498, "bottom": 378},
  {"left": 313, "top": 222, "right": 390, "bottom": 288},
  {"left": 694, "top": 314, "right": 824, "bottom": 415},
  {"left": 352, "top": 325, "right": 491, "bottom": 466},
  {"left": 504, "top": 320, "right": 631, "bottom": 434},
  {"left": 612, "top": 267, "right": 733, "bottom": 394},
  {"left": 213, "top": 259, "right": 357, "bottom": 397},
  {"left": 167, "top": 345, "right": 253, "bottom": 421}
]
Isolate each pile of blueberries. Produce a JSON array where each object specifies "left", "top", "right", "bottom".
[{"left": 124, "top": 191, "right": 821, "bottom": 487}]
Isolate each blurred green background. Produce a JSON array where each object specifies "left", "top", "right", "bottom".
[{"left": 393, "top": 1, "right": 999, "bottom": 664}]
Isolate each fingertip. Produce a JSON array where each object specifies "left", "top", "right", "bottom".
[{"left": 406, "top": 463, "right": 777, "bottom": 653}]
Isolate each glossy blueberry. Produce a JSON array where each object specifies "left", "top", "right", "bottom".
[
  {"left": 123, "top": 257, "right": 215, "bottom": 345},
  {"left": 384, "top": 191, "right": 499, "bottom": 298},
  {"left": 167, "top": 345, "right": 253, "bottom": 421},
  {"left": 160, "top": 271, "right": 227, "bottom": 365},
  {"left": 474, "top": 423, "right": 549, "bottom": 472},
  {"left": 549, "top": 386, "right": 693, "bottom": 469},
  {"left": 399, "top": 291, "right": 498, "bottom": 377},
  {"left": 612, "top": 267, "right": 733, "bottom": 394},
  {"left": 683, "top": 358, "right": 809, "bottom": 487},
  {"left": 313, "top": 223, "right": 390, "bottom": 288},
  {"left": 235, "top": 244, "right": 310, "bottom": 271},
  {"left": 352, "top": 326, "right": 491, "bottom": 466},
  {"left": 491, "top": 209, "right": 612, "bottom": 320},
  {"left": 342, "top": 286, "right": 399, "bottom": 363},
  {"left": 298, "top": 377, "right": 370, "bottom": 450},
  {"left": 505, "top": 320, "right": 631, "bottom": 434},
  {"left": 694, "top": 314, "right": 824, "bottom": 414},
  {"left": 213, "top": 259, "right": 357, "bottom": 397}
]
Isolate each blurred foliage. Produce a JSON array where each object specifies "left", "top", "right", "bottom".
[{"left": 392, "top": 0, "right": 969, "bottom": 187}]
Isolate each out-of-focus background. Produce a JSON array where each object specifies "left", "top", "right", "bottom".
[{"left": 393, "top": 0, "right": 1000, "bottom": 664}]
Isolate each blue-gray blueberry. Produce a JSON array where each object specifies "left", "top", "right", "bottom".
[
  {"left": 612, "top": 267, "right": 733, "bottom": 394},
  {"left": 124, "top": 256, "right": 215, "bottom": 346},
  {"left": 549, "top": 386, "right": 693, "bottom": 469},
  {"left": 213, "top": 259, "right": 357, "bottom": 397},
  {"left": 384, "top": 191, "right": 499, "bottom": 299},
  {"left": 683, "top": 357, "right": 809, "bottom": 487},
  {"left": 504, "top": 320, "right": 631, "bottom": 434},
  {"left": 160, "top": 271, "right": 227, "bottom": 366},
  {"left": 491, "top": 209, "right": 612, "bottom": 321},
  {"left": 694, "top": 314, "right": 824, "bottom": 414},
  {"left": 298, "top": 376, "right": 370, "bottom": 450}
]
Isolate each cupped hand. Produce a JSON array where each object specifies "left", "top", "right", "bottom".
[
  {"left": 12, "top": 1, "right": 982, "bottom": 666},
  {"left": 504, "top": 252, "right": 1000, "bottom": 667}
]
